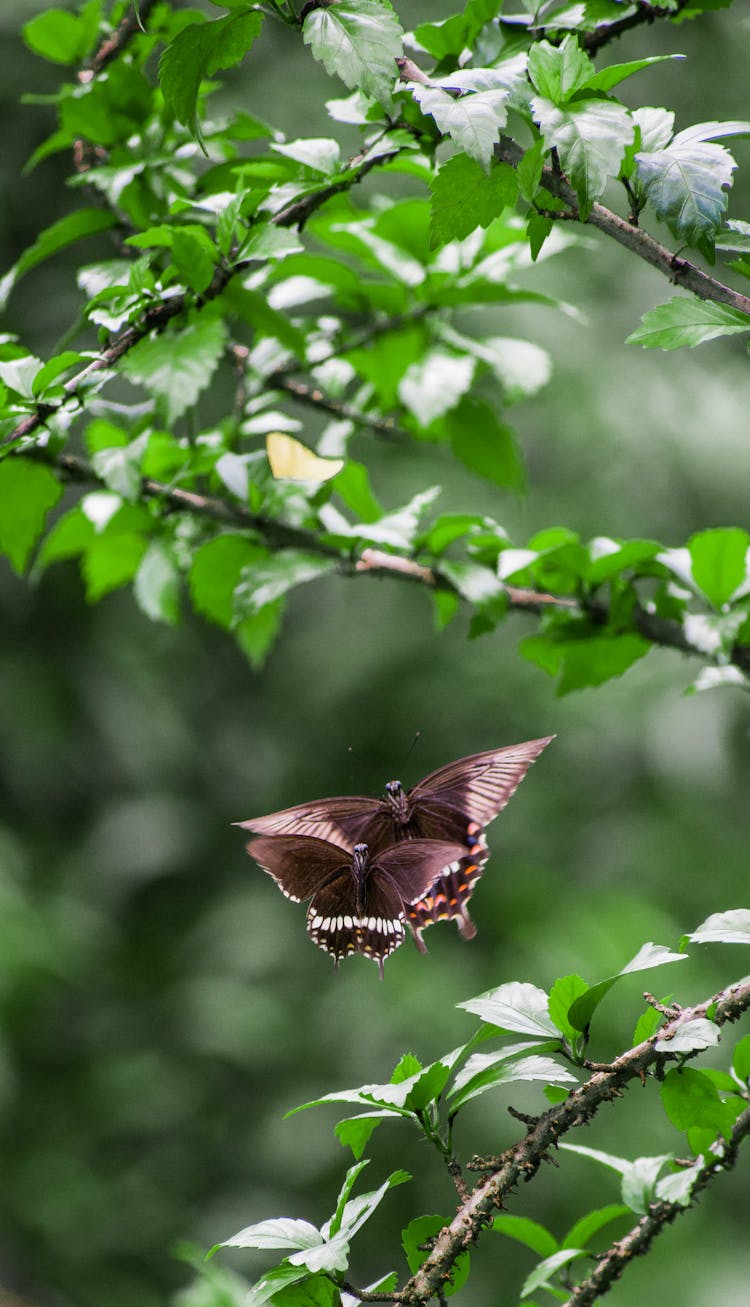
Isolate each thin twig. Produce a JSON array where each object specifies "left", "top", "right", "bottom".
[
  {"left": 338, "top": 1281, "right": 399, "bottom": 1303},
  {"left": 563, "top": 1104, "right": 750, "bottom": 1306},
  {"left": 583, "top": 0, "right": 690, "bottom": 56},
  {"left": 277, "top": 377, "right": 405, "bottom": 440},
  {"left": 85, "top": 0, "right": 161, "bottom": 76}
]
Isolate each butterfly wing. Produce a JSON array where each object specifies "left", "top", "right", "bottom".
[
  {"left": 406, "top": 737, "right": 555, "bottom": 839},
  {"left": 237, "top": 796, "right": 388, "bottom": 851},
  {"left": 245, "top": 834, "right": 352, "bottom": 903},
  {"left": 403, "top": 737, "right": 554, "bottom": 944},
  {"left": 307, "top": 872, "right": 406, "bottom": 978},
  {"left": 266, "top": 432, "right": 344, "bottom": 483}
]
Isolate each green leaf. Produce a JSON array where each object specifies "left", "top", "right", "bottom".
[
  {"left": 492, "top": 1214, "right": 558, "bottom": 1259},
  {"left": 585, "top": 537, "right": 661, "bottom": 585},
  {"left": 587, "top": 55, "right": 684, "bottom": 95},
  {"left": 527, "top": 36, "right": 594, "bottom": 104},
  {"left": 172, "top": 229, "right": 218, "bottom": 294},
  {"left": 346, "top": 324, "right": 427, "bottom": 408},
  {"left": 334, "top": 1114, "right": 386, "bottom": 1159},
  {"left": 409, "top": 84, "right": 508, "bottom": 172},
  {"left": 88, "top": 426, "right": 148, "bottom": 501},
  {"left": 219, "top": 1217, "right": 323, "bottom": 1252},
  {"left": 433, "top": 589, "right": 460, "bottom": 630},
  {"left": 532, "top": 96, "right": 634, "bottom": 220},
  {"left": 548, "top": 974, "right": 589, "bottom": 1044},
  {"left": 655, "top": 1018, "right": 720, "bottom": 1053},
  {"left": 133, "top": 541, "right": 180, "bottom": 625},
  {"left": 272, "top": 1275, "right": 336, "bottom": 1307},
  {"left": 430, "top": 154, "right": 517, "bottom": 247},
  {"left": 522, "top": 1249, "right": 588, "bottom": 1298},
  {"left": 562, "top": 1205, "right": 630, "bottom": 1251},
  {"left": 327, "top": 1160, "right": 369, "bottom": 1238},
  {"left": 82, "top": 531, "right": 149, "bottom": 601},
  {"left": 655, "top": 1158, "right": 705, "bottom": 1208},
  {"left": 190, "top": 536, "right": 268, "bottom": 628},
  {"left": 520, "top": 629, "right": 651, "bottom": 695},
  {"left": 302, "top": 0, "right": 404, "bottom": 109},
  {"left": 439, "top": 560, "right": 507, "bottom": 631},
  {"left": 22, "top": 3, "right": 100, "bottom": 64},
  {"left": 632, "top": 1003, "right": 663, "bottom": 1046},
  {"left": 686, "top": 908, "right": 750, "bottom": 944},
  {"left": 446, "top": 397, "right": 524, "bottom": 491},
  {"left": 0, "top": 208, "right": 116, "bottom": 310},
  {"left": 567, "top": 943, "right": 688, "bottom": 1032},
  {"left": 324, "top": 1169, "right": 409, "bottom": 1244},
  {"left": 627, "top": 296, "right": 750, "bottom": 349},
  {"left": 236, "top": 600, "right": 285, "bottom": 669},
  {"left": 0, "top": 459, "right": 62, "bottom": 574},
  {"left": 332, "top": 461, "right": 382, "bottom": 523},
  {"left": 31, "top": 350, "right": 86, "bottom": 398},
  {"left": 246, "top": 1264, "right": 312, "bottom": 1307},
  {"left": 661, "top": 1067, "right": 737, "bottom": 1135},
  {"left": 36, "top": 505, "right": 95, "bottom": 570},
  {"left": 159, "top": 11, "right": 264, "bottom": 146},
  {"left": 733, "top": 1034, "right": 750, "bottom": 1085},
  {"left": 449, "top": 1047, "right": 574, "bottom": 1112},
  {"left": 402, "top": 1216, "right": 469, "bottom": 1296},
  {"left": 688, "top": 527, "right": 749, "bottom": 607},
  {"left": 234, "top": 552, "right": 336, "bottom": 613},
  {"left": 458, "top": 981, "right": 559, "bottom": 1040},
  {"left": 560, "top": 1144, "right": 673, "bottom": 1215},
  {"left": 120, "top": 309, "right": 227, "bottom": 423},
  {"left": 636, "top": 139, "right": 736, "bottom": 253},
  {"left": 399, "top": 351, "right": 475, "bottom": 427},
  {"left": 517, "top": 138, "right": 545, "bottom": 207}
]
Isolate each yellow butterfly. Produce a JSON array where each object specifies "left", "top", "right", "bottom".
[{"left": 266, "top": 432, "right": 344, "bottom": 484}]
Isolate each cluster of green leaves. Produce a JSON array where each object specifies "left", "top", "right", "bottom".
[
  {"left": 2, "top": 0, "right": 750, "bottom": 686},
  {"left": 186, "top": 910, "right": 749, "bottom": 1306}
]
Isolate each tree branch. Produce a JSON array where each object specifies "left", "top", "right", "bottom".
[
  {"left": 398, "top": 979, "right": 750, "bottom": 1303},
  {"left": 85, "top": 0, "right": 161, "bottom": 77},
  {"left": 582, "top": 0, "right": 690, "bottom": 56},
  {"left": 22, "top": 453, "right": 750, "bottom": 680},
  {"left": 563, "top": 1103, "right": 750, "bottom": 1307},
  {"left": 276, "top": 377, "right": 406, "bottom": 441},
  {"left": 2, "top": 143, "right": 403, "bottom": 452},
  {"left": 494, "top": 137, "right": 750, "bottom": 317},
  {"left": 45, "top": 451, "right": 342, "bottom": 557}
]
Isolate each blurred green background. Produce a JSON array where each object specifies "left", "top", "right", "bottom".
[{"left": 1, "top": 3, "right": 749, "bottom": 1305}]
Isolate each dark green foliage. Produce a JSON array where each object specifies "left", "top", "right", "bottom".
[{"left": 3, "top": 2, "right": 750, "bottom": 1305}]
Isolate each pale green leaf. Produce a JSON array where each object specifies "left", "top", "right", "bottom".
[
  {"left": 302, "top": 0, "right": 403, "bottom": 109},
  {"left": 533, "top": 96, "right": 634, "bottom": 219},
  {"left": 627, "top": 296, "right": 750, "bottom": 349},
  {"left": 636, "top": 139, "right": 736, "bottom": 250},
  {"left": 234, "top": 551, "right": 336, "bottom": 613},
  {"left": 119, "top": 310, "right": 227, "bottom": 423},
  {"left": 686, "top": 908, "right": 750, "bottom": 944},
  {"left": 458, "top": 981, "right": 558, "bottom": 1039},
  {"left": 688, "top": 527, "right": 750, "bottom": 607},
  {"left": 159, "top": 11, "right": 264, "bottom": 145},
  {"left": 409, "top": 84, "right": 508, "bottom": 172},
  {"left": 527, "top": 36, "right": 594, "bottom": 104},
  {"left": 0, "top": 458, "right": 62, "bottom": 574},
  {"left": 133, "top": 540, "right": 180, "bottom": 625}
]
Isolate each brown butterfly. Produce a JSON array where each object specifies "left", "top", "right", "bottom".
[
  {"left": 238, "top": 738, "right": 553, "bottom": 948},
  {"left": 246, "top": 834, "right": 469, "bottom": 976}
]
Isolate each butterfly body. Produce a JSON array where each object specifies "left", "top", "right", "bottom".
[
  {"left": 246, "top": 833, "right": 469, "bottom": 976},
  {"left": 239, "top": 738, "right": 553, "bottom": 951}
]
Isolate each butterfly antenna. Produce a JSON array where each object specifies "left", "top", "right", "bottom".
[{"left": 403, "top": 730, "right": 421, "bottom": 763}]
